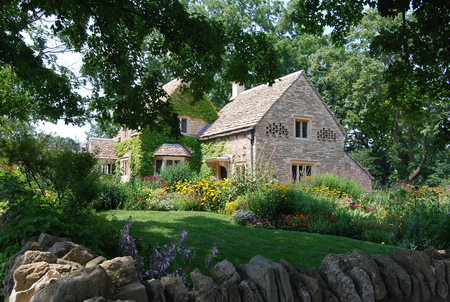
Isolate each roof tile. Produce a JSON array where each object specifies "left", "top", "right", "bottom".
[{"left": 201, "top": 71, "right": 303, "bottom": 139}]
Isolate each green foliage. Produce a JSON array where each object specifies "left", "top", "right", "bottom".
[
  {"left": 157, "top": 162, "right": 194, "bottom": 187},
  {"left": 2, "top": 0, "right": 279, "bottom": 128},
  {"left": 0, "top": 170, "right": 119, "bottom": 272},
  {"left": 248, "top": 184, "right": 312, "bottom": 220},
  {"left": 292, "top": 0, "right": 450, "bottom": 105},
  {"left": 231, "top": 210, "right": 256, "bottom": 226},
  {"left": 303, "top": 172, "right": 367, "bottom": 201},
  {"left": 199, "top": 141, "right": 228, "bottom": 178},
  {"left": 85, "top": 121, "right": 121, "bottom": 140},
  {"left": 114, "top": 126, "right": 202, "bottom": 180},
  {"left": 171, "top": 192, "right": 203, "bottom": 211},
  {"left": 94, "top": 178, "right": 130, "bottom": 211},
  {"left": 171, "top": 90, "right": 218, "bottom": 123},
  {"left": 0, "top": 123, "right": 99, "bottom": 210},
  {"left": 363, "top": 229, "right": 395, "bottom": 245},
  {"left": 0, "top": 67, "right": 34, "bottom": 121}
]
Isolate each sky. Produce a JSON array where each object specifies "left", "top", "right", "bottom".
[
  {"left": 37, "top": 120, "right": 91, "bottom": 144},
  {"left": 37, "top": 51, "right": 92, "bottom": 143}
]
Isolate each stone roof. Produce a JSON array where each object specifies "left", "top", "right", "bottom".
[
  {"left": 153, "top": 143, "right": 192, "bottom": 157},
  {"left": 88, "top": 138, "right": 117, "bottom": 159},
  {"left": 162, "top": 78, "right": 187, "bottom": 96},
  {"left": 200, "top": 71, "right": 303, "bottom": 139}
]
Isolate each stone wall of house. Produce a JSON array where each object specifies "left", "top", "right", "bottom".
[
  {"left": 216, "top": 133, "right": 252, "bottom": 175},
  {"left": 181, "top": 116, "right": 209, "bottom": 137},
  {"left": 253, "top": 75, "right": 370, "bottom": 185},
  {"left": 4, "top": 233, "right": 450, "bottom": 302}
]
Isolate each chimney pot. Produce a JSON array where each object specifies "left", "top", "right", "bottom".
[{"left": 231, "top": 82, "right": 245, "bottom": 100}]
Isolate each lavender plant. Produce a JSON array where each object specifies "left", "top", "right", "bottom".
[
  {"left": 119, "top": 218, "right": 218, "bottom": 285},
  {"left": 205, "top": 242, "right": 218, "bottom": 268},
  {"left": 146, "top": 225, "right": 196, "bottom": 284},
  {"left": 119, "top": 216, "right": 143, "bottom": 280}
]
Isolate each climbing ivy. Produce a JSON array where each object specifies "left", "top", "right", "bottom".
[
  {"left": 113, "top": 87, "right": 218, "bottom": 180},
  {"left": 170, "top": 89, "right": 218, "bottom": 123},
  {"left": 114, "top": 126, "right": 203, "bottom": 179},
  {"left": 199, "top": 141, "right": 228, "bottom": 178}
]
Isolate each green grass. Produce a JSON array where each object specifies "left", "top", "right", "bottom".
[{"left": 104, "top": 210, "right": 403, "bottom": 273}]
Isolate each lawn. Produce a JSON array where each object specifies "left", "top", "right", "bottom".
[{"left": 105, "top": 210, "right": 403, "bottom": 273}]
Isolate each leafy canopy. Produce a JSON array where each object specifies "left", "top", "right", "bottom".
[
  {"left": 1, "top": 0, "right": 280, "bottom": 130},
  {"left": 291, "top": 0, "right": 450, "bottom": 102}
]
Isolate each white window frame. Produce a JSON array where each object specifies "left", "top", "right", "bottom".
[{"left": 122, "top": 160, "right": 129, "bottom": 175}]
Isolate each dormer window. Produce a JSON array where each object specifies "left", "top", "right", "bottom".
[{"left": 180, "top": 118, "right": 187, "bottom": 133}]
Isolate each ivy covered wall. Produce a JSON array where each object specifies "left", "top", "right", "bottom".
[
  {"left": 171, "top": 90, "right": 218, "bottom": 123},
  {"left": 113, "top": 87, "right": 219, "bottom": 179}
]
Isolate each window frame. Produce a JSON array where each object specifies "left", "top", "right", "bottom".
[
  {"left": 292, "top": 115, "right": 313, "bottom": 139},
  {"left": 154, "top": 156, "right": 187, "bottom": 174},
  {"left": 180, "top": 118, "right": 188, "bottom": 134},
  {"left": 290, "top": 160, "right": 317, "bottom": 181}
]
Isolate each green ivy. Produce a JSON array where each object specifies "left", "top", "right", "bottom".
[
  {"left": 114, "top": 126, "right": 203, "bottom": 179},
  {"left": 199, "top": 141, "right": 228, "bottom": 178},
  {"left": 113, "top": 88, "right": 218, "bottom": 180},
  {"left": 170, "top": 89, "right": 218, "bottom": 123}
]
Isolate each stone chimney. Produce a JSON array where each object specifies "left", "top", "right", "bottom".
[{"left": 230, "top": 82, "right": 245, "bottom": 101}]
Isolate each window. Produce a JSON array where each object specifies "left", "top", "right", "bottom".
[
  {"left": 295, "top": 120, "right": 308, "bottom": 138},
  {"left": 155, "top": 160, "right": 163, "bottom": 173},
  {"left": 122, "top": 160, "right": 129, "bottom": 175},
  {"left": 291, "top": 163, "right": 314, "bottom": 181},
  {"left": 293, "top": 115, "right": 312, "bottom": 139},
  {"left": 154, "top": 157, "right": 186, "bottom": 174},
  {"left": 180, "top": 118, "right": 187, "bottom": 133}
]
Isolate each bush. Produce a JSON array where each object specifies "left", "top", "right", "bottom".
[
  {"left": 304, "top": 172, "right": 367, "bottom": 201},
  {"left": 231, "top": 210, "right": 255, "bottom": 225},
  {"left": 171, "top": 192, "right": 203, "bottom": 211},
  {"left": 363, "top": 229, "right": 396, "bottom": 245},
  {"left": 248, "top": 184, "right": 301, "bottom": 220},
  {"left": 157, "top": 162, "right": 194, "bottom": 187},
  {"left": 93, "top": 178, "right": 130, "bottom": 211},
  {"left": 0, "top": 170, "right": 119, "bottom": 290}
]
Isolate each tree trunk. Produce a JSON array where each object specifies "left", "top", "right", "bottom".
[
  {"left": 407, "top": 146, "right": 426, "bottom": 183},
  {"left": 407, "top": 100, "right": 430, "bottom": 183},
  {"left": 408, "top": 123, "right": 414, "bottom": 163}
]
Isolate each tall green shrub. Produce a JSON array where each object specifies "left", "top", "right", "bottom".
[
  {"left": 157, "top": 162, "right": 194, "bottom": 187},
  {"left": 304, "top": 172, "right": 367, "bottom": 201}
]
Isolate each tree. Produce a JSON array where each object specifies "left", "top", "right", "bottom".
[
  {"left": 182, "top": 0, "right": 328, "bottom": 109},
  {"left": 85, "top": 121, "right": 121, "bottom": 140},
  {"left": 0, "top": 119, "right": 99, "bottom": 209},
  {"left": 305, "top": 9, "right": 450, "bottom": 184},
  {"left": 291, "top": 0, "right": 450, "bottom": 103},
  {"left": 1, "top": 0, "right": 280, "bottom": 131}
]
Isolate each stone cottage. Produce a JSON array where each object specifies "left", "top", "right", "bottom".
[
  {"left": 88, "top": 70, "right": 370, "bottom": 184},
  {"left": 200, "top": 70, "right": 370, "bottom": 184},
  {"left": 88, "top": 78, "right": 217, "bottom": 182}
]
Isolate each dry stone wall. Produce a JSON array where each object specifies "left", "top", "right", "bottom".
[{"left": 3, "top": 233, "right": 450, "bottom": 302}]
